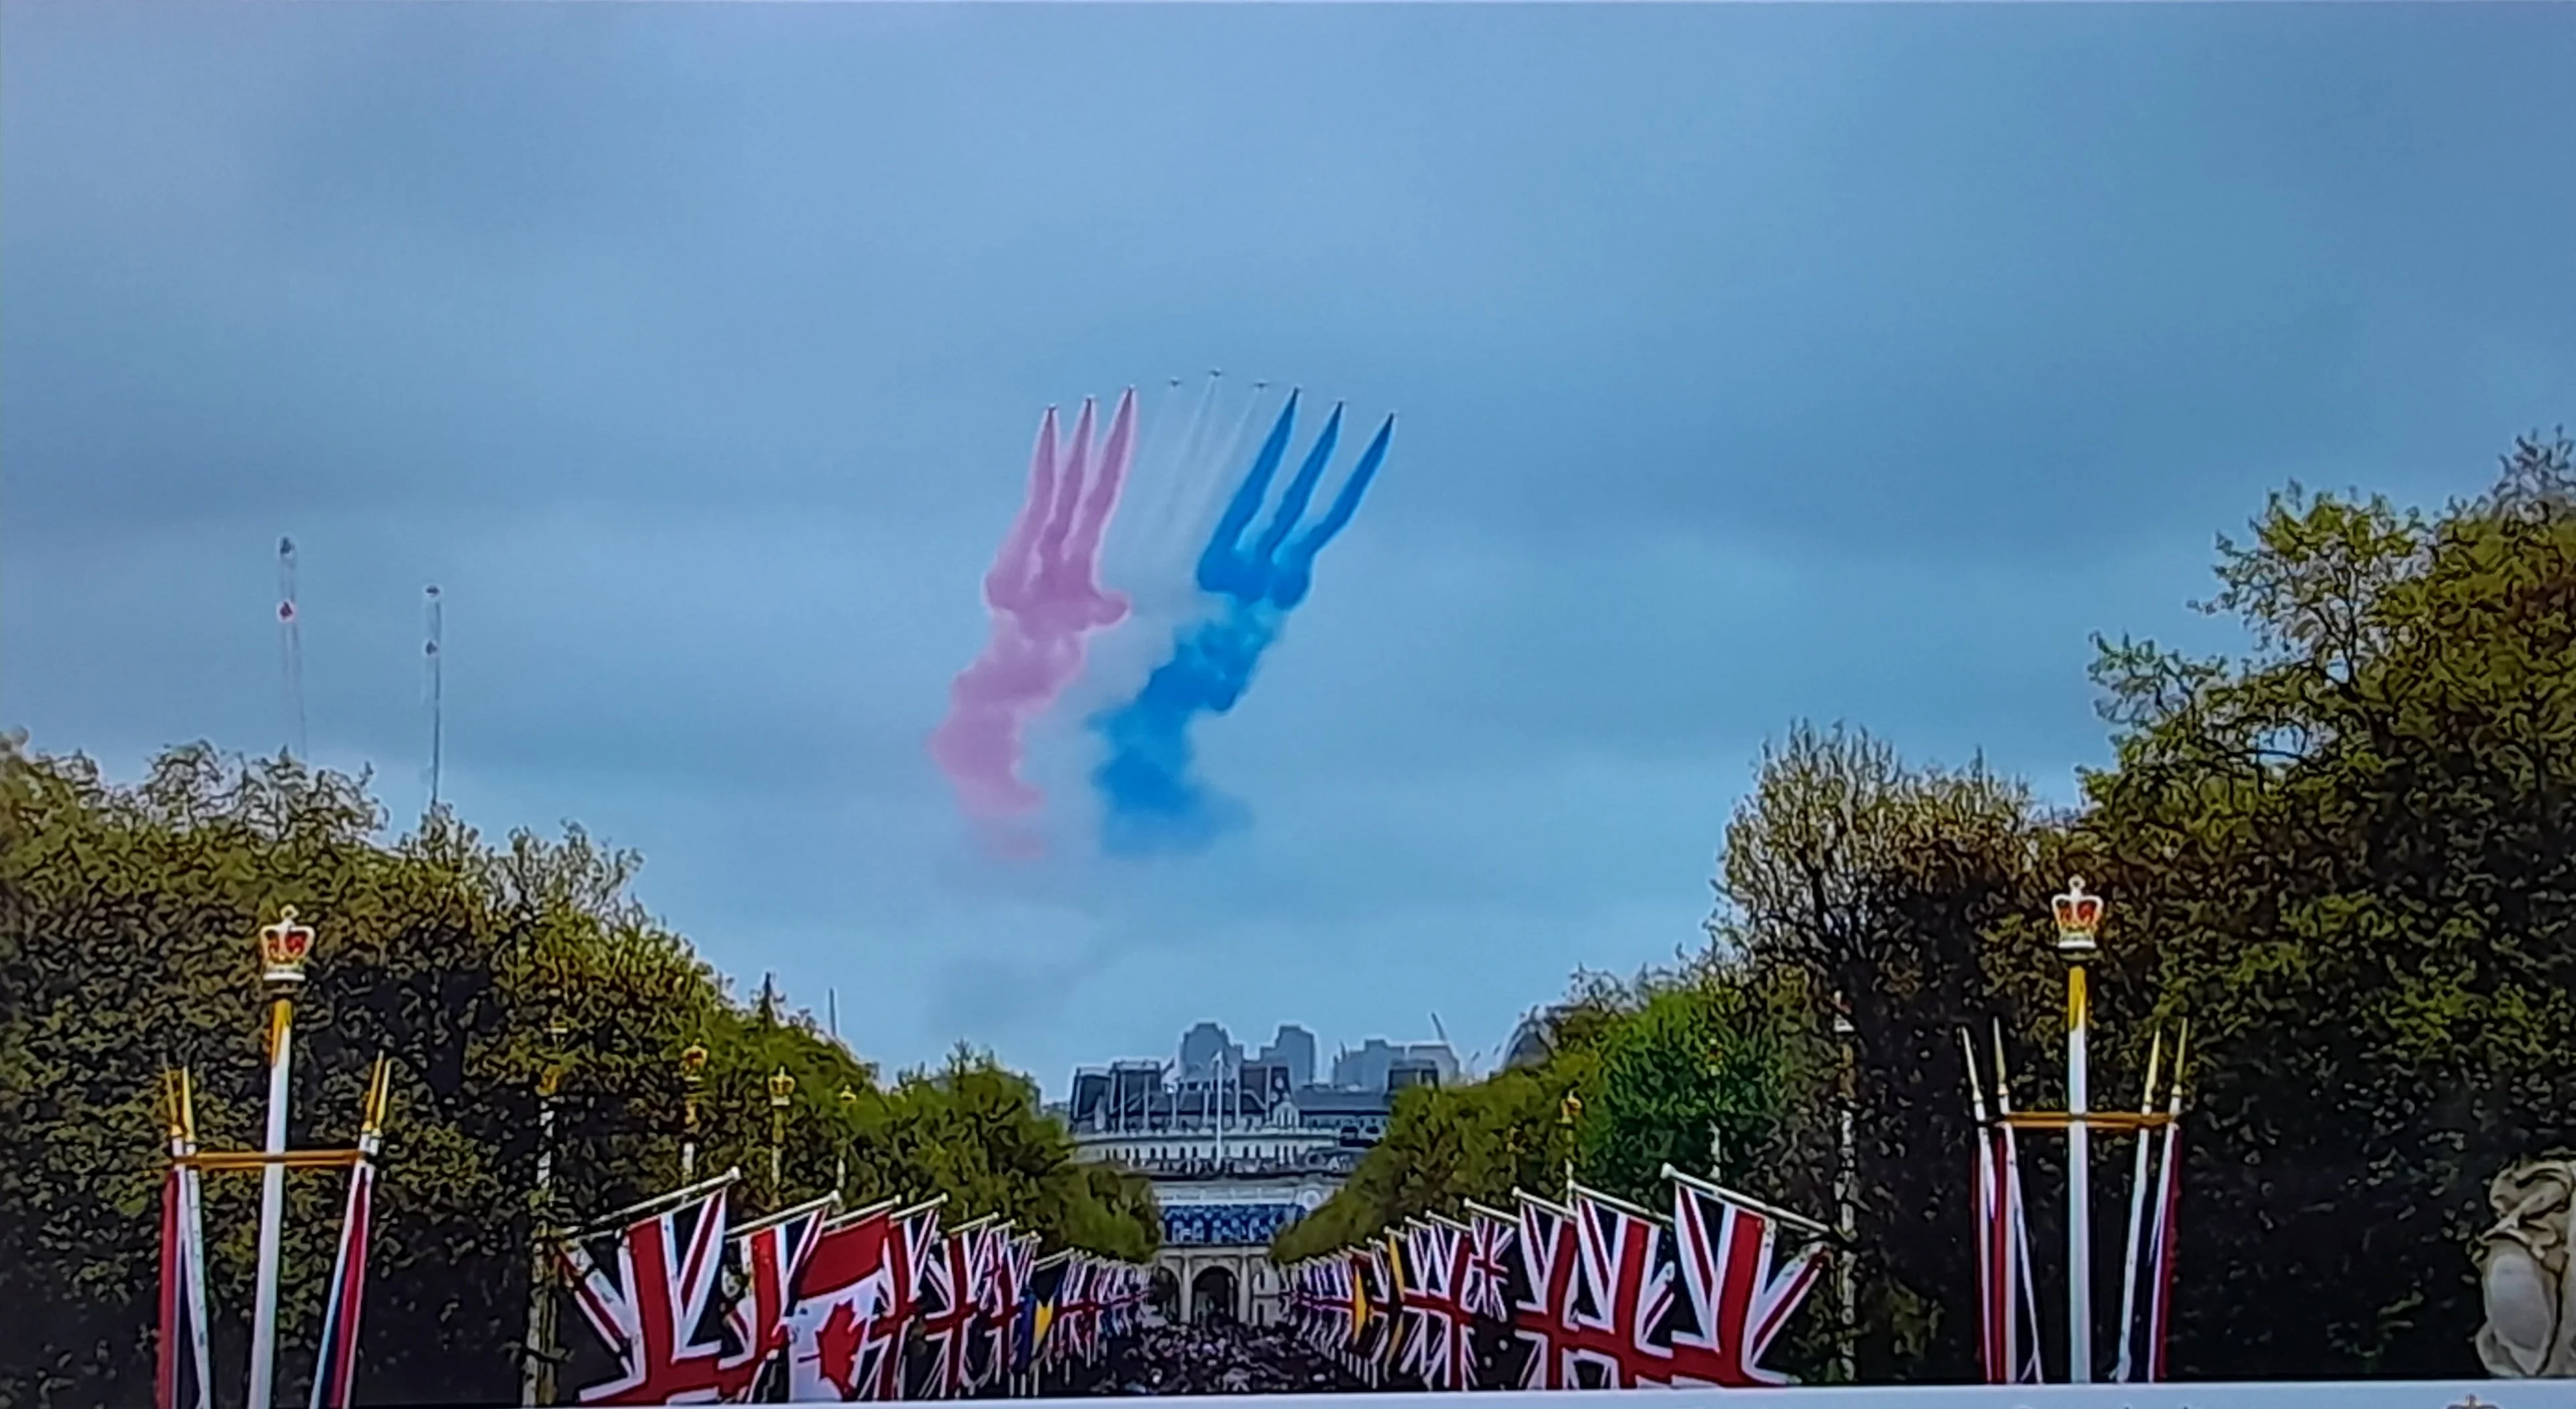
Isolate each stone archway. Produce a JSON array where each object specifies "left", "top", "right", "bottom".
[
  {"left": 1149, "top": 1265, "right": 1181, "bottom": 1323},
  {"left": 1190, "top": 1265, "right": 1240, "bottom": 1325}
]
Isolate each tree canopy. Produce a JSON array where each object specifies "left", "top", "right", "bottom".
[
  {"left": 1271, "top": 431, "right": 2576, "bottom": 1382},
  {"left": 0, "top": 745, "right": 1157, "bottom": 1406}
]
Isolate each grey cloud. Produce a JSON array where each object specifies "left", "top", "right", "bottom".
[{"left": 7, "top": 3, "right": 2572, "bottom": 1090}]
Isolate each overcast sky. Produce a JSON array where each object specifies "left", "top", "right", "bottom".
[{"left": 7, "top": 3, "right": 2571, "bottom": 1097}]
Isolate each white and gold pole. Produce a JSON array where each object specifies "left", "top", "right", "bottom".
[
  {"left": 246, "top": 908, "right": 315, "bottom": 1409},
  {"left": 2053, "top": 879, "right": 2104, "bottom": 1384}
]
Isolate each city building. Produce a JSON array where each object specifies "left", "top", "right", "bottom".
[
  {"left": 1055, "top": 1022, "right": 1460, "bottom": 1326},
  {"left": 1328, "top": 1037, "right": 1460, "bottom": 1093}
]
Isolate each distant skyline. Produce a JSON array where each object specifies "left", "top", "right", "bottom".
[{"left": 6, "top": 5, "right": 2572, "bottom": 1097}]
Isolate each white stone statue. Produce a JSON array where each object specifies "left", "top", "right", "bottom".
[{"left": 2476, "top": 1156, "right": 2576, "bottom": 1378}]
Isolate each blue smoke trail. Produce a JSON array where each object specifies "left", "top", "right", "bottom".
[{"left": 1091, "top": 393, "right": 1396, "bottom": 854}]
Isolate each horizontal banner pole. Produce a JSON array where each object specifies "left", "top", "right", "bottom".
[
  {"left": 1997, "top": 1111, "right": 2177, "bottom": 1132},
  {"left": 179, "top": 1149, "right": 365, "bottom": 1171}
]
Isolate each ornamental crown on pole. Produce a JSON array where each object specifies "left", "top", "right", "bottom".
[
  {"left": 2052, "top": 878, "right": 2104, "bottom": 954},
  {"left": 259, "top": 906, "right": 315, "bottom": 986},
  {"left": 769, "top": 1068, "right": 796, "bottom": 1106}
]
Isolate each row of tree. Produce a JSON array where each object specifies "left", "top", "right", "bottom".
[
  {"left": 0, "top": 744, "right": 1158, "bottom": 1408},
  {"left": 1273, "top": 431, "right": 2576, "bottom": 1383}
]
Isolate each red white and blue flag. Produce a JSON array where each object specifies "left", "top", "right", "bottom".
[
  {"left": 1505, "top": 1192, "right": 1581, "bottom": 1390},
  {"left": 907, "top": 1215, "right": 991, "bottom": 1399},
  {"left": 1663, "top": 1166, "right": 1829, "bottom": 1388},
  {"left": 154, "top": 1159, "right": 214, "bottom": 1409},
  {"left": 1398, "top": 1217, "right": 1476, "bottom": 1390},
  {"left": 1563, "top": 1185, "right": 1675, "bottom": 1389},
  {"left": 306, "top": 1153, "right": 378, "bottom": 1409},
  {"left": 559, "top": 1179, "right": 736, "bottom": 1405}
]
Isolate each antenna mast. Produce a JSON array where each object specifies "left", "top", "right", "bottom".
[
  {"left": 425, "top": 585, "right": 445, "bottom": 812},
  {"left": 277, "top": 537, "right": 306, "bottom": 758}
]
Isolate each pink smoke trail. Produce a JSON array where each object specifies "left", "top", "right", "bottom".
[{"left": 930, "top": 389, "right": 1137, "bottom": 825}]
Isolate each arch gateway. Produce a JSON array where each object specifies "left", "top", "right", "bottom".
[{"left": 1149, "top": 1169, "right": 1340, "bottom": 1326}]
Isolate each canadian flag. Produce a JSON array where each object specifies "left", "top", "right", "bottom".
[
  {"left": 718, "top": 1196, "right": 833, "bottom": 1402},
  {"left": 783, "top": 1197, "right": 943, "bottom": 1403},
  {"left": 782, "top": 1201, "right": 899, "bottom": 1404}
]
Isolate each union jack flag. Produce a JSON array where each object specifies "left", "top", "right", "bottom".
[
  {"left": 559, "top": 1181, "right": 735, "bottom": 1405},
  {"left": 1048, "top": 1257, "right": 1098, "bottom": 1368},
  {"left": 1563, "top": 1185, "right": 1675, "bottom": 1389},
  {"left": 1397, "top": 1217, "right": 1476, "bottom": 1390},
  {"left": 907, "top": 1216, "right": 993, "bottom": 1398},
  {"left": 1459, "top": 1202, "right": 1515, "bottom": 1323},
  {"left": 1505, "top": 1192, "right": 1580, "bottom": 1390},
  {"left": 1663, "top": 1167, "right": 1829, "bottom": 1388},
  {"left": 987, "top": 1230, "right": 1039, "bottom": 1385},
  {"left": 963, "top": 1221, "right": 1017, "bottom": 1393}
]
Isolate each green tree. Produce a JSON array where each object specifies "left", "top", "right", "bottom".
[
  {"left": 2080, "top": 431, "right": 2576, "bottom": 1376},
  {"left": 0, "top": 741, "right": 1155, "bottom": 1408},
  {"left": 1714, "top": 722, "right": 2057, "bottom": 1381}
]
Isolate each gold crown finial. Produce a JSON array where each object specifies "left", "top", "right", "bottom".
[
  {"left": 680, "top": 1044, "right": 708, "bottom": 1077},
  {"left": 2052, "top": 878, "right": 2103, "bottom": 954},
  {"left": 259, "top": 907, "right": 315, "bottom": 987},
  {"left": 769, "top": 1067, "right": 796, "bottom": 1106}
]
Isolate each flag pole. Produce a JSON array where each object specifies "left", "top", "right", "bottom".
[
  {"left": 2053, "top": 879, "right": 2101, "bottom": 1384},
  {"left": 1959, "top": 1030, "right": 2002, "bottom": 1384},
  {"left": 2143, "top": 1023, "right": 2190, "bottom": 1382},
  {"left": 1830, "top": 996, "right": 1859, "bottom": 1383},
  {"left": 1992, "top": 1022, "right": 2043, "bottom": 1383},
  {"left": 521, "top": 1015, "right": 567, "bottom": 1407},
  {"left": 246, "top": 909, "right": 315, "bottom": 1409},
  {"left": 2112, "top": 1029, "right": 2165, "bottom": 1382},
  {"left": 310, "top": 1057, "right": 392, "bottom": 1409},
  {"left": 160, "top": 1067, "right": 216, "bottom": 1409}
]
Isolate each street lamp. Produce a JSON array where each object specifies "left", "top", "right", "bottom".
[
  {"left": 1557, "top": 1093, "right": 1583, "bottom": 1195},
  {"left": 836, "top": 1085, "right": 858, "bottom": 1197},
  {"left": 522, "top": 1015, "right": 569, "bottom": 1409},
  {"left": 246, "top": 907, "right": 314, "bottom": 1409},
  {"left": 680, "top": 1044, "right": 708, "bottom": 1182},
  {"left": 768, "top": 1068, "right": 796, "bottom": 1197},
  {"left": 2053, "top": 878, "right": 2105, "bottom": 1382}
]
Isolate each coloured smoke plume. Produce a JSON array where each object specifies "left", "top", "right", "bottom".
[
  {"left": 929, "top": 391, "right": 1137, "bottom": 833},
  {"left": 1090, "top": 390, "right": 1394, "bottom": 854}
]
